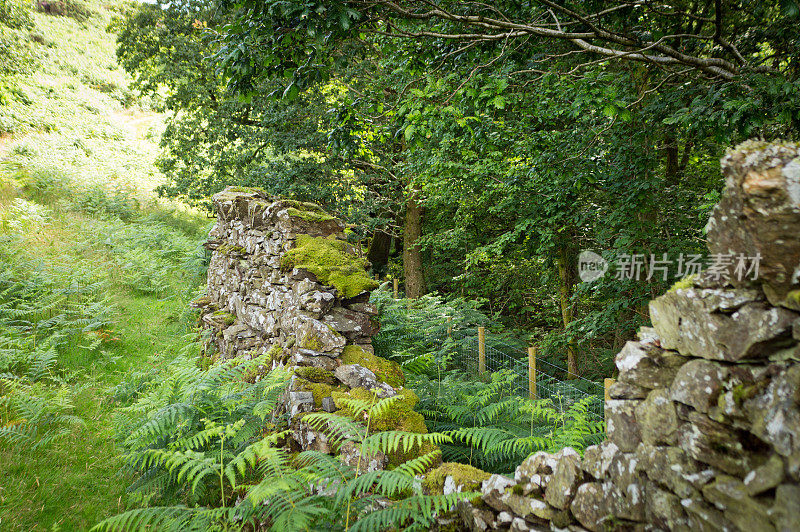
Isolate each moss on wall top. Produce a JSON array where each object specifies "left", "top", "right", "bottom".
[{"left": 280, "top": 235, "right": 378, "bottom": 298}]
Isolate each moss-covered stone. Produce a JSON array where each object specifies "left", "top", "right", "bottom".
[
  {"left": 340, "top": 345, "right": 405, "bottom": 388},
  {"left": 300, "top": 333, "right": 325, "bottom": 351},
  {"left": 212, "top": 310, "right": 237, "bottom": 326},
  {"left": 331, "top": 386, "right": 432, "bottom": 467},
  {"left": 280, "top": 234, "right": 379, "bottom": 298},
  {"left": 422, "top": 462, "right": 491, "bottom": 495},
  {"left": 286, "top": 207, "right": 336, "bottom": 223},
  {"left": 294, "top": 366, "right": 337, "bottom": 385},
  {"left": 296, "top": 378, "right": 344, "bottom": 407},
  {"left": 216, "top": 243, "right": 247, "bottom": 256},
  {"left": 668, "top": 274, "right": 696, "bottom": 292},
  {"left": 266, "top": 344, "right": 285, "bottom": 364},
  {"left": 227, "top": 186, "right": 267, "bottom": 195}
]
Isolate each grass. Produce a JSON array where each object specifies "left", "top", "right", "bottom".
[{"left": 0, "top": 1, "right": 210, "bottom": 529}]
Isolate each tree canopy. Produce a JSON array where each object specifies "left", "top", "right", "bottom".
[{"left": 116, "top": 0, "right": 800, "bottom": 376}]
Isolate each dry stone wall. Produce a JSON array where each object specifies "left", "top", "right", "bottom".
[
  {"left": 446, "top": 141, "right": 800, "bottom": 532},
  {"left": 196, "top": 187, "right": 426, "bottom": 464}
]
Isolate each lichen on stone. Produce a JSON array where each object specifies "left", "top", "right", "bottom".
[
  {"left": 280, "top": 234, "right": 378, "bottom": 298},
  {"left": 340, "top": 345, "right": 405, "bottom": 388},
  {"left": 423, "top": 462, "right": 491, "bottom": 495}
]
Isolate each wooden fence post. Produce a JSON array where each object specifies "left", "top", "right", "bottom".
[
  {"left": 393, "top": 278, "right": 398, "bottom": 299},
  {"left": 528, "top": 346, "right": 537, "bottom": 399},
  {"left": 446, "top": 316, "right": 452, "bottom": 339},
  {"left": 478, "top": 326, "right": 486, "bottom": 374},
  {"left": 604, "top": 378, "right": 616, "bottom": 402}
]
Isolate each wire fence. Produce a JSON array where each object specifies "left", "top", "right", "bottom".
[{"left": 374, "top": 305, "right": 607, "bottom": 422}]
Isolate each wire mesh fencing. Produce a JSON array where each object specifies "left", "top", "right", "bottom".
[{"left": 373, "top": 305, "right": 607, "bottom": 422}]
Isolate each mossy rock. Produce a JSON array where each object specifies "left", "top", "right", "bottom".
[
  {"left": 227, "top": 186, "right": 268, "bottom": 195},
  {"left": 300, "top": 334, "right": 325, "bottom": 351},
  {"left": 331, "top": 386, "right": 432, "bottom": 467},
  {"left": 296, "top": 378, "right": 344, "bottom": 407},
  {"left": 340, "top": 345, "right": 405, "bottom": 388},
  {"left": 280, "top": 234, "right": 379, "bottom": 299},
  {"left": 212, "top": 310, "right": 237, "bottom": 326},
  {"left": 422, "top": 462, "right": 491, "bottom": 495},
  {"left": 216, "top": 243, "right": 247, "bottom": 256},
  {"left": 668, "top": 274, "right": 696, "bottom": 292},
  {"left": 294, "top": 366, "right": 337, "bottom": 385},
  {"left": 265, "top": 344, "right": 285, "bottom": 364},
  {"left": 286, "top": 206, "right": 336, "bottom": 223}
]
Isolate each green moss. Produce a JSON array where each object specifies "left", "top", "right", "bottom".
[
  {"left": 296, "top": 379, "right": 343, "bottom": 407},
  {"left": 286, "top": 207, "right": 336, "bottom": 223},
  {"left": 212, "top": 310, "right": 236, "bottom": 326},
  {"left": 227, "top": 186, "right": 267, "bottom": 195},
  {"left": 284, "top": 199, "right": 328, "bottom": 214},
  {"left": 340, "top": 345, "right": 405, "bottom": 388},
  {"left": 668, "top": 274, "right": 696, "bottom": 292},
  {"left": 301, "top": 334, "right": 325, "bottom": 351},
  {"left": 265, "top": 344, "right": 284, "bottom": 364},
  {"left": 216, "top": 243, "right": 246, "bottom": 256},
  {"left": 422, "top": 462, "right": 491, "bottom": 495},
  {"left": 332, "top": 386, "right": 430, "bottom": 466},
  {"left": 280, "top": 234, "right": 379, "bottom": 298},
  {"left": 294, "top": 366, "right": 336, "bottom": 384}
]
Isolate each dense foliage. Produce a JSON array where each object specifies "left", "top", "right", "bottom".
[{"left": 113, "top": 0, "right": 800, "bottom": 375}]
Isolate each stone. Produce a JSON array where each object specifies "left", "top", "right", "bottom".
[
  {"left": 744, "top": 455, "right": 784, "bottom": 495},
  {"left": 288, "top": 391, "right": 314, "bottom": 418},
  {"left": 291, "top": 423, "right": 331, "bottom": 453},
  {"left": 496, "top": 511, "right": 513, "bottom": 527},
  {"left": 544, "top": 447, "right": 583, "bottom": 509},
  {"left": 706, "top": 141, "right": 800, "bottom": 309},
  {"left": 606, "top": 400, "right": 642, "bottom": 452},
  {"left": 582, "top": 441, "right": 620, "bottom": 480},
  {"left": 615, "top": 341, "right": 686, "bottom": 389},
  {"left": 678, "top": 411, "right": 769, "bottom": 477},
  {"left": 481, "top": 474, "right": 517, "bottom": 512},
  {"left": 291, "top": 349, "right": 339, "bottom": 371},
  {"left": 744, "top": 365, "right": 800, "bottom": 478},
  {"left": 297, "top": 290, "right": 335, "bottom": 315},
  {"left": 650, "top": 289, "right": 796, "bottom": 361},
  {"left": 338, "top": 440, "right": 388, "bottom": 472},
  {"left": 669, "top": 359, "right": 728, "bottom": 413},
  {"left": 457, "top": 499, "right": 496, "bottom": 532},
  {"left": 515, "top": 450, "right": 558, "bottom": 495},
  {"left": 607, "top": 452, "right": 639, "bottom": 493},
  {"left": 570, "top": 482, "right": 615, "bottom": 532},
  {"left": 701, "top": 475, "right": 774, "bottom": 532},
  {"left": 680, "top": 498, "right": 736, "bottom": 532},
  {"left": 645, "top": 483, "right": 690, "bottom": 531},
  {"left": 334, "top": 364, "right": 395, "bottom": 397},
  {"left": 295, "top": 316, "right": 346, "bottom": 354},
  {"left": 635, "top": 444, "right": 706, "bottom": 499},
  {"left": 635, "top": 389, "right": 679, "bottom": 446},
  {"left": 345, "top": 301, "right": 378, "bottom": 315},
  {"left": 321, "top": 396, "right": 338, "bottom": 413},
  {"left": 768, "top": 484, "right": 800, "bottom": 531},
  {"left": 608, "top": 380, "right": 648, "bottom": 400}
]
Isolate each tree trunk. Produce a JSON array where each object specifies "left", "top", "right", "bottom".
[
  {"left": 403, "top": 191, "right": 426, "bottom": 299},
  {"left": 556, "top": 239, "right": 579, "bottom": 378},
  {"left": 367, "top": 230, "right": 391, "bottom": 275}
]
